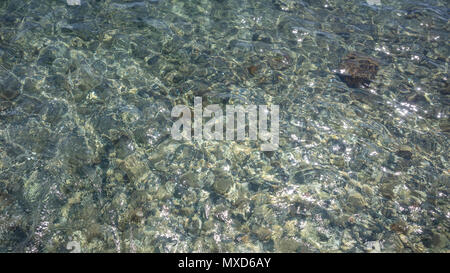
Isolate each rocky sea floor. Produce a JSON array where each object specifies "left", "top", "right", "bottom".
[{"left": 0, "top": 0, "right": 448, "bottom": 252}]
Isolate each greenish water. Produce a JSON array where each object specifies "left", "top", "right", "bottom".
[{"left": 0, "top": 0, "right": 448, "bottom": 252}]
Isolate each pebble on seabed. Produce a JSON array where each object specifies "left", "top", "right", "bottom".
[{"left": 67, "top": 0, "right": 81, "bottom": 6}]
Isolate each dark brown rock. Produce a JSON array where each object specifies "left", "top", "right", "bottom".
[
  {"left": 396, "top": 146, "right": 413, "bottom": 160},
  {"left": 337, "top": 52, "right": 380, "bottom": 88},
  {"left": 247, "top": 65, "right": 259, "bottom": 76}
]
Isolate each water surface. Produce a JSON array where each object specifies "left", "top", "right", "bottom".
[{"left": 0, "top": 0, "right": 448, "bottom": 252}]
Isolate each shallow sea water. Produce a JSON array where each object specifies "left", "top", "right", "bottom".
[{"left": 0, "top": 0, "right": 448, "bottom": 252}]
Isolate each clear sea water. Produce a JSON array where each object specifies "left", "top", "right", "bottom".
[{"left": 0, "top": 0, "right": 448, "bottom": 252}]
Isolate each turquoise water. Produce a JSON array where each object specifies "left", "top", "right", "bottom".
[{"left": 0, "top": 0, "right": 448, "bottom": 252}]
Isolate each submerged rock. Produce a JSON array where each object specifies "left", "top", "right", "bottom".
[
  {"left": 0, "top": 100, "right": 12, "bottom": 111},
  {"left": 390, "top": 221, "right": 409, "bottom": 235},
  {"left": 345, "top": 191, "right": 367, "bottom": 212},
  {"left": 0, "top": 75, "right": 21, "bottom": 100},
  {"left": 117, "top": 153, "right": 150, "bottom": 184},
  {"left": 67, "top": 0, "right": 81, "bottom": 6},
  {"left": 439, "top": 119, "right": 450, "bottom": 134},
  {"left": 336, "top": 52, "right": 380, "bottom": 88},
  {"left": 275, "top": 237, "right": 301, "bottom": 253},
  {"left": 213, "top": 169, "right": 233, "bottom": 195},
  {"left": 396, "top": 146, "right": 413, "bottom": 160},
  {"left": 247, "top": 65, "right": 259, "bottom": 76}
]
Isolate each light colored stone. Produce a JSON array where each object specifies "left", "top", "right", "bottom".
[
  {"left": 67, "top": 0, "right": 81, "bottom": 6},
  {"left": 366, "top": 0, "right": 381, "bottom": 6}
]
